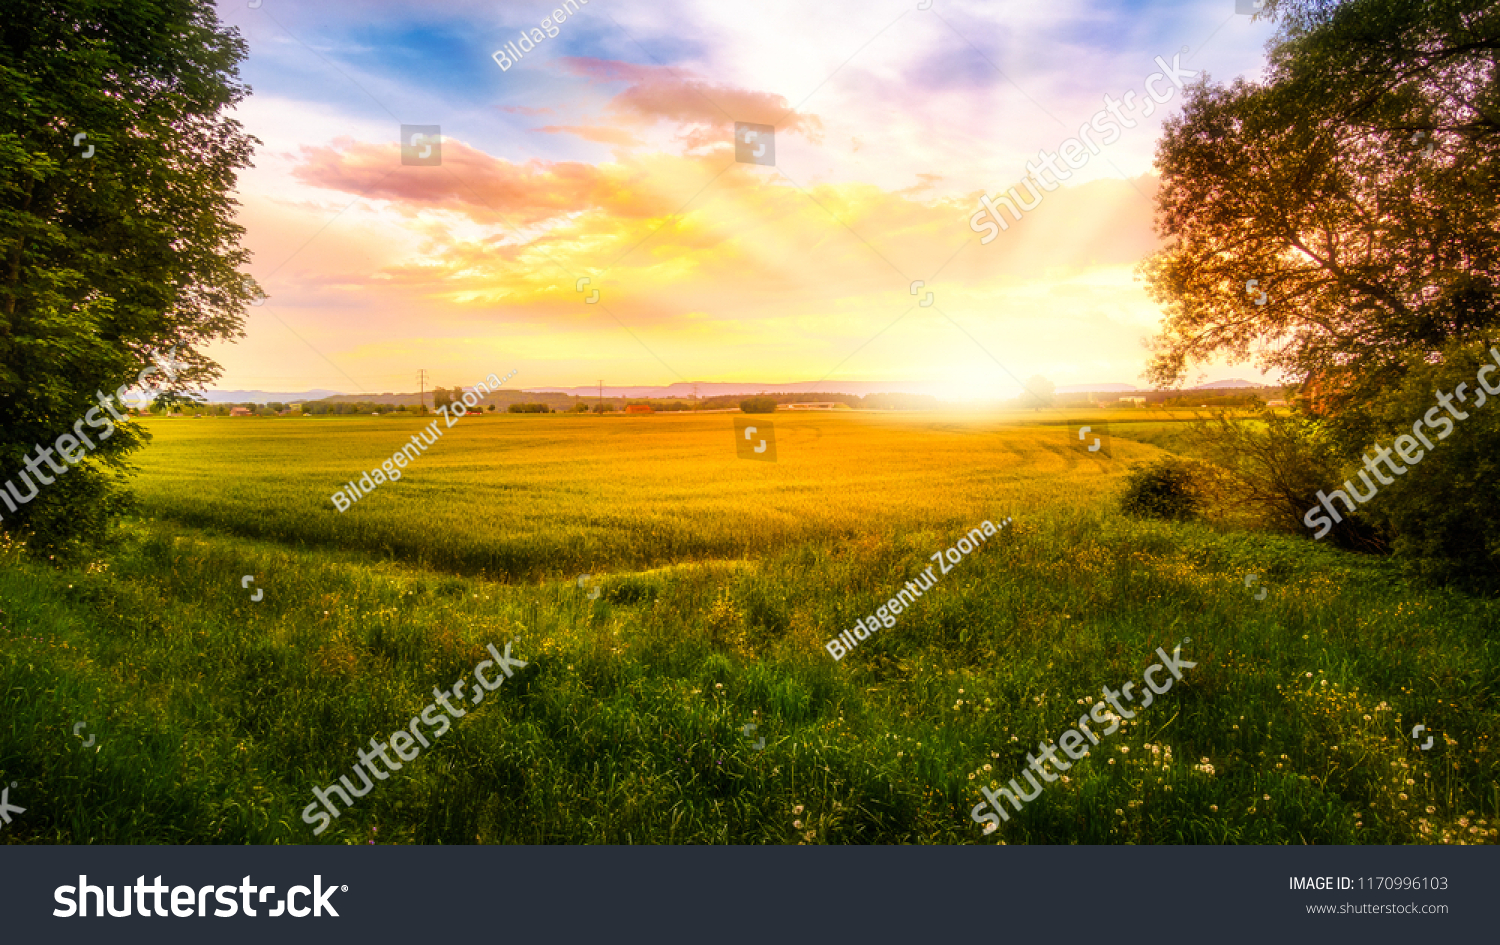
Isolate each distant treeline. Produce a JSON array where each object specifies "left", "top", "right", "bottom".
[
  {"left": 140, "top": 401, "right": 434, "bottom": 416},
  {"left": 1041, "top": 390, "right": 1286, "bottom": 409},
  {"left": 699, "top": 392, "right": 942, "bottom": 411}
]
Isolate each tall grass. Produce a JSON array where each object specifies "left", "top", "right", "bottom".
[{"left": 0, "top": 412, "right": 1494, "bottom": 844}]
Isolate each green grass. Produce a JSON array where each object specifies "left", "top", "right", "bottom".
[{"left": 1, "top": 410, "right": 1495, "bottom": 844}]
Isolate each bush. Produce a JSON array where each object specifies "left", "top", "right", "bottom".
[
  {"left": 1169, "top": 407, "right": 1383, "bottom": 550},
  {"left": 605, "top": 576, "right": 660, "bottom": 605},
  {"left": 1119, "top": 458, "right": 1205, "bottom": 521},
  {"left": 1348, "top": 340, "right": 1500, "bottom": 593},
  {"left": 740, "top": 396, "right": 777, "bottom": 414},
  {"left": 507, "top": 403, "right": 550, "bottom": 414}
]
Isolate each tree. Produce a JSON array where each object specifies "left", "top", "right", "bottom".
[
  {"left": 1141, "top": 0, "right": 1499, "bottom": 415},
  {"left": 432, "top": 387, "right": 454, "bottom": 410},
  {"left": 740, "top": 396, "right": 777, "bottom": 414},
  {"left": 1139, "top": 0, "right": 1500, "bottom": 581},
  {"left": 0, "top": 0, "right": 257, "bottom": 557},
  {"left": 1020, "top": 375, "right": 1054, "bottom": 411},
  {"left": 155, "top": 390, "right": 201, "bottom": 415}
]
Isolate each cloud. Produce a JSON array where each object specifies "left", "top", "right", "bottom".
[
  {"left": 534, "top": 124, "right": 643, "bottom": 147},
  {"left": 556, "top": 57, "right": 824, "bottom": 144},
  {"left": 289, "top": 137, "right": 690, "bottom": 226}
]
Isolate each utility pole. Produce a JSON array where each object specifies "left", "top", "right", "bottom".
[
  {"left": 693, "top": 382, "right": 699, "bottom": 412},
  {"left": 417, "top": 369, "right": 429, "bottom": 414},
  {"left": 598, "top": 380, "right": 603, "bottom": 413}
]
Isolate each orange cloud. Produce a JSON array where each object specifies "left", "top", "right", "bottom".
[{"left": 289, "top": 138, "right": 685, "bottom": 226}]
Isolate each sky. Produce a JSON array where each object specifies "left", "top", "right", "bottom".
[{"left": 211, "top": 0, "right": 1281, "bottom": 401}]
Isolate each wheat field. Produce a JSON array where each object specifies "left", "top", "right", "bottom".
[{"left": 1, "top": 410, "right": 1495, "bottom": 844}]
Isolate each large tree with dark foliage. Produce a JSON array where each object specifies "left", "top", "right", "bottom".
[
  {"left": 1141, "top": 0, "right": 1500, "bottom": 588},
  {"left": 0, "top": 0, "right": 257, "bottom": 557},
  {"left": 1142, "top": 0, "right": 1498, "bottom": 404}
]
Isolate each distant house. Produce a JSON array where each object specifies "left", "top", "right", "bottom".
[
  {"left": 625, "top": 404, "right": 653, "bottom": 414},
  {"left": 1122, "top": 397, "right": 1147, "bottom": 408},
  {"left": 230, "top": 407, "right": 252, "bottom": 417},
  {"left": 784, "top": 402, "right": 847, "bottom": 410},
  {"left": 1266, "top": 399, "right": 1287, "bottom": 407}
]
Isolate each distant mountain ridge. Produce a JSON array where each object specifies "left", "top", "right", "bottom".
[
  {"left": 194, "top": 380, "right": 957, "bottom": 403},
  {"left": 192, "top": 378, "right": 1272, "bottom": 404},
  {"left": 192, "top": 389, "right": 342, "bottom": 403},
  {"left": 1055, "top": 378, "right": 1267, "bottom": 394}
]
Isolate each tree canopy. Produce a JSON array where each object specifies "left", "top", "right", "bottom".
[
  {"left": 1141, "top": 0, "right": 1499, "bottom": 414},
  {"left": 0, "top": 0, "right": 258, "bottom": 554}
]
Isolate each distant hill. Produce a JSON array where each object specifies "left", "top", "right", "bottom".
[
  {"left": 523, "top": 380, "right": 948, "bottom": 398},
  {"left": 193, "top": 389, "right": 341, "bottom": 404},
  {"left": 195, "top": 378, "right": 1272, "bottom": 405},
  {"left": 1192, "top": 378, "right": 1265, "bottom": 389}
]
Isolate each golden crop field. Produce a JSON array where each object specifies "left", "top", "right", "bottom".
[
  {"left": 3, "top": 409, "right": 1496, "bottom": 846},
  {"left": 129, "top": 410, "right": 1156, "bottom": 578}
]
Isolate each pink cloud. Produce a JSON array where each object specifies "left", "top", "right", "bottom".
[
  {"left": 535, "top": 124, "right": 642, "bottom": 147},
  {"left": 289, "top": 138, "right": 707, "bottom": 225},
  {"left": 557, "top": 57, "right": 823, "bottom": 142}
]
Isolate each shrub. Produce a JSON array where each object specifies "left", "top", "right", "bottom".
[
  {"left": 1172, "top": 407, "right": 1382, "bottom": 550},
  {"left": 1119, "top": 458, "right": 1205, "bottom": 521},
  {"left": 1348, "top": 340, "right": 1500, "bottom": 593},
  {"left": 740, "top": 396, "right": 777, "bottom": 414},
  {"left": 605, "top": 576, "right": 660, "bottom": 605}
]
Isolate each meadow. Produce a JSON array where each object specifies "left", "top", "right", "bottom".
[{"left": 0, "top": 409, "right": 1495, "bottom": 844}]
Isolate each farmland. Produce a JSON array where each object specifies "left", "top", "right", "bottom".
[{"left": 0, "top": 410, "right": 1496, "bottom": 844}]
